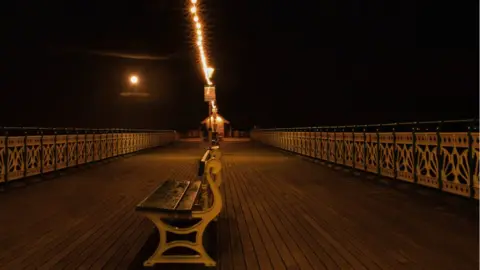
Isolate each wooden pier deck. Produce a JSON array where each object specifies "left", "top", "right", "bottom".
[{"left": 0, "top": 141, "right": 477, "bottom": 270}]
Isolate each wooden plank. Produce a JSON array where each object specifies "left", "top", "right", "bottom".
[
  {"left": 0, "top": 206, "right": 80, "bottom": 263},
  {"left": 2, "top": 195, "right": 129, "bottom": 268},
  {"left": 228, "top": 164, "right": 273, "bottom": 270},
  {"left": 263, "top": 164, "right": 388, "bottom": 269},
  {"left": 176, "top": 180, "right": 202, "bottom": 211},
  {"left": 51, "top": 199, "right": 138, "bottom": 269},
  {"left": 217, "top": 177, "right": 233, "bottom": 270},
  {"left": 37, "top": 197, "right": 135, "bottom": 270},
  {"left": 251, "top": 166, "right": 363, "bottom": 269},
  {"left": 232, "top": 163, "right": 287, "bottom": 270},
  {"left": 225, "top": 160, "right": 316, "bottom": 270},
  {"left": 71, "top": 211, "right": 139, "bottom": 269},
  {"left": 87, "top": 214, "right": 145, "bottom": 270},
  {"left": 0, "top": 182, "right": 131, "bottom": 264},
  {"left": 101, "top": 220, "right": 152, "bottom": 270},
  {"left": 235, "top": 172, "right": 299, "bottom": 270},
  {"left": 136, "top": 180, "right": 191, "bottom": 211},
  {"left": 223, "top": 164, "right": 259, "bottom": 270}
]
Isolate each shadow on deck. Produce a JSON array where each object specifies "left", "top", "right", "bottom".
[{"left": 0, "top": 141, "right": 478, "bottom": 270}]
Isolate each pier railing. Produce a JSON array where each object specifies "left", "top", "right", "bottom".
[
  {"left": 251, "top": 120, "right": 479, "bottom": 199},
  {"left": 0, "top": 127, "right": 177, "bottom": 184}
]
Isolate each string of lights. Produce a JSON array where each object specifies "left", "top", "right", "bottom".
[
  {"left": 189, "top": 0, "right": 213, "bottom": 86},
  {"left": 188, "top": 0, "right": 221, "bottom": 142}
]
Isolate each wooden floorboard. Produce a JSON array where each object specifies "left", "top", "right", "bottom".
[
  {"left": 217, "top": 142, "right": 479, "bottom": 270},
  {"left": 0, "top": 140, "right": 478, "bottom": 270},
  {"left": 0, "top": 142, "right": 206, "bottom": 270}
]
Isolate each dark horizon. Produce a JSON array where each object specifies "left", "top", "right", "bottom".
[{"left": 1, "top": 1, "right": 478, "bottom": 131}]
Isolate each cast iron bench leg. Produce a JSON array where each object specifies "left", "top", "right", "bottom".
[{"left": 142, "top": 213, "right": 218, "bottom": 267}]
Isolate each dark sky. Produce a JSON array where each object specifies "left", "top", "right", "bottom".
[{"left": 1, "top": 0, "right": 478, "bottom": 130}]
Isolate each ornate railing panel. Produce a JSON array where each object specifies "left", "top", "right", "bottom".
[
  {"left": 251, "top": 121, "right": 479, "bottom": 199},
  {"left": 0, "top": 129, "right": 176, "bottom": 184}
]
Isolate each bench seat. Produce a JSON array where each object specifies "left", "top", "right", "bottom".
[{"left": 136, "top": 179, "right": 201, "bottom": 215}]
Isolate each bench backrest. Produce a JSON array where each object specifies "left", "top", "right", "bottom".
[{"left": 197, "top": 149, "right": 211, "bottom": 177}]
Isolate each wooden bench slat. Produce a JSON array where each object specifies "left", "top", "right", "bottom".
[
  {"left": 176, "top": 180, "right": 202, "bottom": 211},
  {"left": 136, "top": 180, "right": 190, "bottom": 212}
]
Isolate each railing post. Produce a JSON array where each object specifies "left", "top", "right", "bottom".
[
  {"left": 99, "top": 129, "right": 103, "bottom": 160},
  {"left": 92, "top": 129, "right": 96, "bottom": 161},
  {"left": 273, "top": 128, "right": 281, "bottom": 148},
  {"left": 65, "top": 128, "right": 69, "bottom": 168},
  {"left": 40, "top": 129, "right": 44, "bottom": 175},
  {"left": 393, "top": 124, "right": 397, "bottom": 180},
  {"left": 75, "top": 128, "right": 79, "bottom": 166},
  {"left": 352, "top": 126, "right": 356, "bottom": 169},
  {"left": 84, "top": 129, "right": 88, "bottom": 163},
  {"left": 295, "top": 128, "right": 299, "bottom": 153},
  {"left": 468, "top": 119, "right": 476, "bottom": 198},
  {"left": 298, "top": 128, "right": 302, "bottom": 154},
  {"left": 333, "top": 127, "right": 337, "bottom": 164},
  {"left": 117, "top": 129, "right": 121, "bottom": 157},
  {"left": 102, "top": 129, "right": 106, "bottom": 159},
  {"left": 108, "top": 129, "right": 112, "bottom": 158},
  {"left": 377, "top": 125, "right": 381, "bottom": 176},
  {"left": 308, "top": 127, "right": 313, "bottom": 158},
  {"left": 436, "top": 122, "right": 442, "bottom": 190},
  {"left": 303, "top": 128, "right": 307, "bottom": 155},
  {"left": 301, "top": 128, "right": 304, "bottom": 155},
  {"left": 412, "top": 123, "right": 418, "bottom": 184},
  {"left": 317, "top": 127, "right": 322, "bottom": 160},
  {"left": 23, "top": 128, "right": 27, "bottom": 179},
  {"left": 363, "top": 127, "right": 367, "bottom": 171},
  {"left": 308, "top": 127, "right": 312, "bottom": 157},
  {"left": 288, "top": 128, "right": 292, "bottom": 152},
  {"left": 313, "top": 127, "right": 317, "bottom": 159},
  {"left": 326, "top": 128, "right": 330, "bottom": 163},
  {"left": 4, "top": 129, "right": 8, "bottom": 183},
  {"left": 290, "top": 128, "right": 293, "bottom": 152},
  {"left": 342, "top": 128, "right": 346, "bottom": 165},
  {"left": 53, "top": 128, "right": 57, "bottom": 172}
]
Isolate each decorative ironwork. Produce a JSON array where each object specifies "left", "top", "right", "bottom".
[
  {"left": 251, "top": 120, "right": 479, "bottom": 199},
  {"left": 0, "top": 128, "right": 176, "bottom": 184}
]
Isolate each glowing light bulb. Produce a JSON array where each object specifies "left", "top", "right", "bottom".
[
  {"left": 130, "top": 75, "right": 139, "bottom": 84},
  {"left": 190, "top": 6, "right": 196, "bottom": 13}
]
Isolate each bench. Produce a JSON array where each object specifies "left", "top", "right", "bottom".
[{"left": 136, "top": 148, "right": 223, "bottom": 267}]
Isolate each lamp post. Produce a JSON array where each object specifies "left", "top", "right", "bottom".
[{"left": 204, "top": 67, "right": 219, "bottom": 144}]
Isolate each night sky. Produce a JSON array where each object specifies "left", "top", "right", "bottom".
[{"left": 1, "top": 0, "right": 478, "bottom": 131}]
